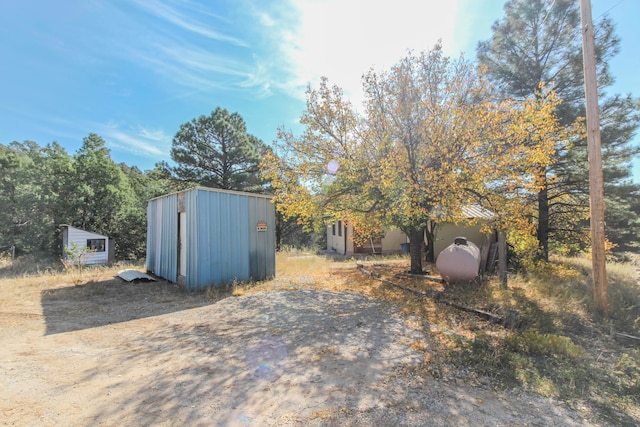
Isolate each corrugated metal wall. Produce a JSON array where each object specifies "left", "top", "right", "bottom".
[
  {"left": 248, "top": 196, "right": 276, "bottom": 280},
  {"left": 185, "top": 189, "right": 249, "bottom": 289},
  {"left": 147, "top": 187, "right": 275, "bottom": 290},
  {"left": 146, "top": 194, "right": 178, "bottom": 282}
]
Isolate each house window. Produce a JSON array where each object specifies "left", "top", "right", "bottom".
[
  {"left": 338, "top": 220, "right": 342, "bottom": 237},
  {"left": 87, "top": 239, "right": 106, "bottom": 252},
  {"left": 332, "top": 223, "right": 336, "bottom": 235}
]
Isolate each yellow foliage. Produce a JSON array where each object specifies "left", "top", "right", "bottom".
[{"left": 260, "top": 43, "right": 584, "bottom": 252}]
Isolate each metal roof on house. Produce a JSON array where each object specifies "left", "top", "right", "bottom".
[{"left": 461, "top": 205, "right": 494, "bottom": 220}]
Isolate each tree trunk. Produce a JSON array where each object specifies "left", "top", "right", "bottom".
[
  {"left": 408, "top": 227, "right": 424, "bottom": 274},
  {"left": 536, "top": 169, "right": 549, "bottom": 261},
  {"left": 275, "top": 220, "right": 282, "bottom": 251},
  {"left": 275, "top": 211, "right": 287, "bottom": 251},
  {"left": 498, "top": 231, "right": 508, "bottom": 289},
  {"left": 424, "top": 221, "right": 436, "bottom": 263}
]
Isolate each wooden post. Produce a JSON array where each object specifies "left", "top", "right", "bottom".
[
  {"left": 580, "top": 0, "right": 608, "bottom": 312},
  {"left": 498, "top": 231, "right": 507, "bottom": 289}
]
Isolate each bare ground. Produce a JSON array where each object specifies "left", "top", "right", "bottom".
[{"left": 0, "top": 263, "right": 630, "bottom": 426}]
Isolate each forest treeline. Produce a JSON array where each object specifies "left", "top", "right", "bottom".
[
  {"left": 2, "top": 0, "right": 640, "bottom": 265},
  {"left": 0, "top": 110, "right": 315, "bottom": 261},
  {"left": 0, "top": 134, "right": 175, "bottom": 259}
]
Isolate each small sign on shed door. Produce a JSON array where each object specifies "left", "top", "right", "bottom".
[{"left": 257, "top": 221, "right": 268, "bottom": 232}]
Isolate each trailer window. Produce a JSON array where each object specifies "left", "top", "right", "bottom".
[{"left": 87, "top": 239, "right": 106, "bottom": 252}]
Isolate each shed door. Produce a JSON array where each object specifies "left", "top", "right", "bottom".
[{"left": 179, "top": 212, "right": 186, "bottom": 277}]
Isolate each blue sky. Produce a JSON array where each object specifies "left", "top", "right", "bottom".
[{"left": 1, "top": 0, "right": 638, "bottom": 181}]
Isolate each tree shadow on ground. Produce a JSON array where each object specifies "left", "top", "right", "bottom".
[
  {"left": 77, "top": 289, "right": 422, "bottom": 425},
  {"left": 354, "top": 262, "right": 640, "bottom": 426},
  {"left": 74, "top": 289, "right": 591, "bottom": 426},
  {"left": 40, "top": 277, "right": 218, "bottom": 335},
  {"left": 458, "top": 279, "right": 640, "bottom": 426}
]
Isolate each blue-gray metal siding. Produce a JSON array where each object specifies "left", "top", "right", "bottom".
[
  {"left": 146, "top": 194, "right": 178, "bottom": 282},
  {"left": 248, "top": 196, "right": 276, "bottom": 280},
  {"left": 185, "top": 189, "right": 251, "bottom": 290},
  {"left": 147, "top": 187, "right": 275, "bottom": 290}
]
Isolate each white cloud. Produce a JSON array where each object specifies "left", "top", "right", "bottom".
[
  {"left": 259, "top": 12, "right": 276, "bottom": 27},
  {"left": 97, "top": 122, "right": 169, "bottom": 157},
  {"left": 106, "top": 4, "right": 270, "bottom": 98},
  {"left": 129, "top": 0, "right": 247, "bottom": 46},
  {"left": 131, "top": 41, "right": 247, "bottom": 92},
  {"left": 155, "top": 43, "right": 246, "bottom": 76},
  {"left": 252, "top": 0, "right": 464, "bottom": 106},
  {"left": 237, "top": 59, "right": 273, "bottom": 98},
  {"left": 138, "top": 126, "right": 170, "bottom": 142}
]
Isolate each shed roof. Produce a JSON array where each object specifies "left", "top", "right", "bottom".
[
  {"left": 147, "top": 186, "right": 273, "bottom": 202},
  {"left": 60, "top": 224, "right": 109, "bottom": 239}
]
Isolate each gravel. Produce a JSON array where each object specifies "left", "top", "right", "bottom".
[{"left": 2, "top": 288, "right": 602, "bottom": 426}]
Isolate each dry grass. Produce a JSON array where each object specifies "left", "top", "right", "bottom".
[
  {"left": 3, "top": 249, "right": 639, "bottom": 424},
  {"left": 250, "top": 251, "right": 640, "bottom": 424}
]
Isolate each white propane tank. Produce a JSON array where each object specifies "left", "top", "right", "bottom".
[{"left": 436, "top": 237, "right": 481, "bottom": 282}]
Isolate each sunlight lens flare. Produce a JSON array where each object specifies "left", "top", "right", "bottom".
[
  {"left": 326, "top": 159, "right": 339, "bottom": 175},
  {"left": 245, "top": 335, "right": 288, "bottom": 382}
]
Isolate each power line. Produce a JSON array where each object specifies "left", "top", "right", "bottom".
[{"left": 596, "top": 0, "right": 626, "bottom": 20}]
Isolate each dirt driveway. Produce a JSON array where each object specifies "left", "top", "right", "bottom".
[{"left": 1, "top": 270, "right": 600, "bottom": 426}]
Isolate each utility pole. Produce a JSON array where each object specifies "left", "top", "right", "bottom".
[{"left": 580, "top": 0, "right": 608, "bottom": 312}]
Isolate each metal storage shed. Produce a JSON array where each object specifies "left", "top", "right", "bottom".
[{"left": 146, "top": 187, "right": 276, "bottom": 290}]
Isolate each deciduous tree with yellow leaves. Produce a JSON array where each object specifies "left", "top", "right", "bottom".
[{"left": 262, "top": 43, "right": 582, "bottom": 274}]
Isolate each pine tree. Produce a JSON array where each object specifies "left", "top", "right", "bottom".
[
  {"left": 167, "top": 107, "right": 267, "bottom": 192},
  {"left": 0, "top": 142, "right": 48, "bottom": 254},
  {"left": 477, "top": 0, "right": 640, "bottom": 257}
]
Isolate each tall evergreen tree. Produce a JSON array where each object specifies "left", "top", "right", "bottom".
[
  {"left": 70, "top": 134, "right": 144, "bottom": 259},
  {"left": 0, "top": 142, "right": 49, "bottom": 254},
  {"left": 40, "top": 142, "right": 77, "bottom": 253},
  {"left": 477, "top": 0, "right": 640, "bottom": 257},
  {"left": 72, "top": 134, "right": 129, "bottom": 234},
  {"left": 163, "top": 107, "right": 267, "bottom": 192}
]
